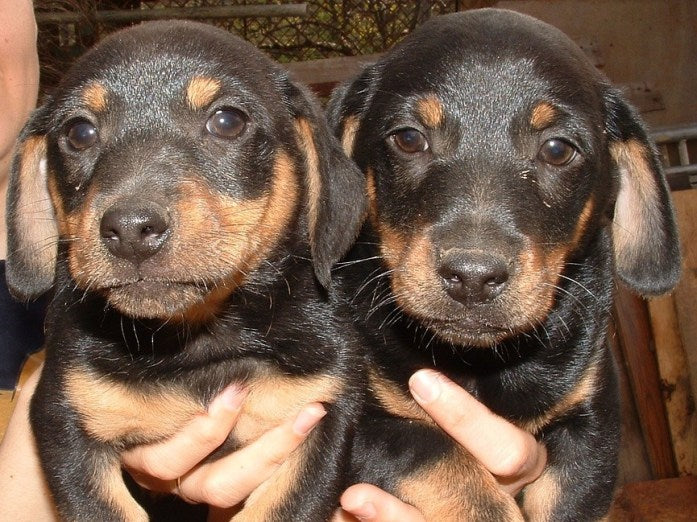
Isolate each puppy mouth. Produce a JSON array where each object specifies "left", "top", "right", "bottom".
[
  {"left": 102, "top": 278, "right": 218, "bottom": 319},
  {"left": 423, "top": 316, "right": 516, "bottom": 347}
]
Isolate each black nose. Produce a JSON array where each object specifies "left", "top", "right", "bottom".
[
  {"left": 438, "top": 249, "right": 510, "bottom": 304},
  {"left": 100, "top": 201, "right": 170, "bottom": 263}
]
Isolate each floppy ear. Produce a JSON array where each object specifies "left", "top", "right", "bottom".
[
  {"left": 5, "top": 104, "right": 58, "bottom": 301},
  {"left": 605, "top": 89, "right": 680, "bottom": 296},
  {"left": 326, "top": 62, "right": 382, "bottom": 157},
  {"left": 284, "top": 79, "right": 367, "bottom": 288}
]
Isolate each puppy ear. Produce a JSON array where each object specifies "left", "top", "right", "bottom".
[
  {"left": 326, "top": 63, "right": 382, "bottom": 156},
  {"left": 284, "top": 79, "right": 367, "bottom": 288},
  {"left": 5, "top": 105, "right": 58, "bottom": 301},
  {"left": 605, "top": 89, "right": 680, "bottom": 296}
]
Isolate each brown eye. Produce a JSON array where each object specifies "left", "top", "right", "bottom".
[
  {"left": 206, "top": 108, "right": 246, "bottom": 139},
  {"left": 538, "top": 138, "right": 576, "bottom": 166},
  {"left": 66, "top": 121, "right": 98, "bottom": 150},
  {"left": 391, "top": 128, "right": 429, "bottom": 153}
]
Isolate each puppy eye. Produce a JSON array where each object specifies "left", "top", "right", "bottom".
[
  {"left": 538, "top": 138, "right": 576, "bottom": 166},
  {"left": 66, "top": 121, "right": 98, "bottom": 151},
  {"left": 206, "top": 108, "right": 247, "bottom": 139},
  {"left": 390, "top": 128, "right": 429, "bottom": 154}
]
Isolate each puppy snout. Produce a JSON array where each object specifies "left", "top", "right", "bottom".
[
  {"left": 100, "top": 200, "right": 170, "bottom": 263},
  {"left": 438, "top": 249, "right": 510, "bottom": 304}
]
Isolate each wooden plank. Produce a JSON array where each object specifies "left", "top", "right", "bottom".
[
  {"left": 647, "top": 188, "right": 697, "bottom": 475},
  {"left": 671, "top": 189, "right": 697, "bottom": 404},
  {"left": 36, "top": 4, "right": 308, "bottom": 24},
  {"left": 614, "top": 287, "right": 677, "bottom": 478},
  {"left": 285, "top": 54, "right": 383, "bottom": 97},
  {"left": 649, "top": 294, "right": 697, "bottom": 475},
  {"left": 609, "top": 324, "right": 653, "bottom": 485},
  {"left": 0, "top": 351, "right": 44, "bottom": 439},
  {"left": 609, "top": 476, "right": 697, "bottom": 521}
]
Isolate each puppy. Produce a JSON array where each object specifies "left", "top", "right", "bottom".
[
  {"left": 330, "top": 9, "right": 680, "bottom": 521},
  {"left": 6, "top": 20, "right": 366, "bottom": 521}
]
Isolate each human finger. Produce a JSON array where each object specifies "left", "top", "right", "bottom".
[
  {"left": 122, "top": 385, "right": 247, "bottom": 488},
  {"left": 173, "top": 402, "right": 326, "bottom": 507},
  {"left": 409, "top": 369, "right": 547, "bottom": 494},
  {"left": 336, "top": 483, "right": 425, "bottom": 522}
]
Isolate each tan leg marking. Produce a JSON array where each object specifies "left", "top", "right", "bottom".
[
  {"left": 367, "top": 368, "right": 433, "bottom": 425},
  {"left": 521, "top": 468, "right": 561, "bottom": 522},
  {"left": 234, "top": 372, "right": 344, "bottom": 445},
  {"left": 397, "top": 446, "right": 524, "bottom": 521},
  {"left": 65, "top": 369, "right": 203, "bottom": 444},
  {"left": 101, "top": 460, "right": 148, "bottom": 521}
]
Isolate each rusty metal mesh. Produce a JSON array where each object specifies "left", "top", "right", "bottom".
[{"left": 35, "top": 1, "right": 494, "bottom": 92}]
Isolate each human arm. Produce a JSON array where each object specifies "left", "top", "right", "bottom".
[{"left": 0, "top": 0, "right": 40, "bottom": 258}]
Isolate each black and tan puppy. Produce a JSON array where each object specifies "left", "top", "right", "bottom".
[
  {"left": 6, "top": 20, "right": 367, "bottom": 521},
  {"left": 330, "top": 9, "right": 680, "bottom": 521}
]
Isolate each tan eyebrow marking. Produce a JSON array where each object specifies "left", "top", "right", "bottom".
[
  {"left": 530, "top": 102, "right": 559, "bottom": 130},
  {"left": 416, "top": 94, "right": 445, "bottom": 128},
  {"left": 186, "top": 76, "right": 222, "bottom": 110}
]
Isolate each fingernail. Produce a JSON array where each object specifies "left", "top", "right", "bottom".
[
  {"left": 409, "top": 369, "right": 441, "bottom": 404},
  {"left": 292, "top": 403, "right": 326, "bottom": 436},
  {"left": 346, "top": 501, "right": 377, "bottom": 521},
  {"left": 210, "top": 385, "right": 247, "bottom": 413}
]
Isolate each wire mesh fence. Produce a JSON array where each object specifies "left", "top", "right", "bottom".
[{"left": 35, "top": 0, "right": 495, "bottom": 92}]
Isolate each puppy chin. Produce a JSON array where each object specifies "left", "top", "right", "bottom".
[
  {"left": 396, "top": 294, "right": 540, "bottom": 348},
  {"left": 428, "top": 322, "right": 512, "bottom": 348},
  {"left": 105, "top": 282, "right": 212, "bottom": 320}
]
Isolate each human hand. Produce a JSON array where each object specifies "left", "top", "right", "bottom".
[
  {"left": 337, "top": 369, "right": 547, "bottom": 521},
  {"left": 122, "top": 389, "right": 326, "bottom": 508}
]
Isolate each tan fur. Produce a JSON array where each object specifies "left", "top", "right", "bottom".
[
  {"left": 416, "top": 95, "right": 445, "bottom": 128},
  {"left": 66, "top": 183, "right": 100, "bottom": 286},
  {"left": 611, "top": 140, "right": 662, "bottom": 271},
  {"left": 82, "top": 82, "right": 109, "bottom": 113},
  {"left": 101, "top": 462, "right": 148, "bottom": 522},
  {"left": 521, "top": 468, "right": 561, "bottom": 522},
  {"left": 378, "top": 222, "right": 409, "bottom": 273},
  {"left": 340, "top": 115, "right": 360, "bottom": 156},
  {"left": 521, "top": 358, "right": 600, "bottom": 434},
  {"left": 397, "top": 446, "right": 523, "bottom": 521},
  {"left": 365, "top": 168, "right": 378, "bottom": 223},
  {"left": 368, "top": 368, "right": 433, "bottom": 425},
  {"left": 64, "top": 151, "right": 298, "bottom": 320},
  {"left": 382, "top": 226, "right": 583, "bottom": 344},
  {"left": 530, "top": 102, "right": 558, "bottom": 130},
  {"left": 294, "top": 118, "right": 321, "bottom": 247},
  {"left": 10, "top": 137, "right": 57, "bottom": 280},
  {"left": 65, "top": 369, "right": 203, "bottom": 444},
  {"left": 571, "top": 197, "right": 595, "bottom": 247},
  {"left": 186, "top": 76, "right": 222, "bottom": 110},
  {"left": 233, "top": 372, "right": 343, "bottom": 445}
]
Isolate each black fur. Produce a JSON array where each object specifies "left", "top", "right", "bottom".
[
  {"left": 330, "top": 9, "right": 680, "bottom": 521},
  {"left": 6, "top": 21, "right": 366, "bottom": 521}
]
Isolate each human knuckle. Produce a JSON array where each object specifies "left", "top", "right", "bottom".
[
  {"left": 492, "top": 441, "right": 531, "bottom": 477},
  {"left": 199, "top": 476, "right": 238, "bottom": 507},
  {"left": 196, "top": 421, "right": 226, "bottom": 447}
]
